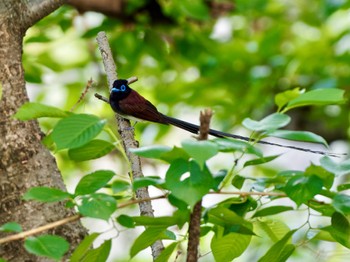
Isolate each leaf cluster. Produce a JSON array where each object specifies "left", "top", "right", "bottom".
[{"left": 2, "top": 87, "right": 349, "bottom": 261}]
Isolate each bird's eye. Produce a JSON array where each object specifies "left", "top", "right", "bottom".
[{"left": 120, "top": 85, "right": 126, "bottom": 91}]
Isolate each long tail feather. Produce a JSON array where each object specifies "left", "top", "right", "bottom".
[{"left": 161, "top": 114, "right": 345, "bottom": 158}]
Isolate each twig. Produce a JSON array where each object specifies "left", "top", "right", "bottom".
[
  {"left": 95, "top": 31, "right": 164, "bottom": 259},
  {"left": 0, "top": 215, "right": 81, "bottom": 245},
  {"left": 186, "top": 109, "right": 213, "bottom": 262},
  {"left": 94, "top": 93, "right": 109, "bottom": 103},
  {"left": 70, "top": 78, "right": 94, "bottom": 111},
  {"left": 117, "top": 195, "right": 166, "bottom": 209},
  {"left": 127, "top": 76, "right": 138, "bottom": 85}
]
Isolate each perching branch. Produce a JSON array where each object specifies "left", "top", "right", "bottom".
[
  {"left": 95, "top": 31, "right": 164, "bottom": 259},
  {"left": 186, "top": 109, "right": 213, "bottom": 262}
]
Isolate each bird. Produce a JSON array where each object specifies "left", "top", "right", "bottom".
[{"left": 109, "top": 79, "right": 343, "bottom": 157}]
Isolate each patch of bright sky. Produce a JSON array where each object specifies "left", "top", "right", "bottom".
[
  {"left": 73, "top": 11, "right": 105, "bottom": 32},
  {"left": 291, "top": 22, "right": 321, "bottom": 41},
  {"left": 210, "top": 16, "right": 246, "bottom": 42}
]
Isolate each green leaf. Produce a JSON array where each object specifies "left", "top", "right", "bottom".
[
  {"left": 78, "top": 239, "right": 112, "bottom": 262},
  {"left": 132, "top": 176, "right": 164, "bottom": 190},
  {"left": 275, "top": 88, "right": 303, "bottom": 112},
  {"left": 258, "top": 230, "right": 296, "bottom": 262},
  {"left": 208, "top": 206, "right": 252, "bottom": 230},
  {"left": 129, "top": 145, "right": 172, "bottom": 159},
  {"left": 165, "top": 159, "right": 214, "bottom": 208},
  {"left": 211, "top": 228, "right": 251, "bottom": 261},
  {"left": 181, "top": 140, "right": 218, "bottom": 168},
  {"left": 244, "top": 155, "right": 280, "bottom": 167},
  {"left": 70, "top": 233, "right": 100, "bottom": 262},
  {"left": 23, "top": 187, "right": 71, "bottom": 202},
  {"left": 111, "top": 180, "right": 130, "bottom": 193},
  {"left": 253, "top": 206, "right": 294, "bottom": 218},
  {"left": 320, "top": 156, "right": 350, "bottom": 177},
  {"left": 284, "top": 88, "right": 345, "bottom": 112},
  {"left": 14, "top": 102, "right": 71, "bottom": 120},
  {"left": 180, "top": 0, "right": 209, "bottom": 20},
  {"left": 75, "top": 170, "right": 115, "bottom": 195},
  {"left": 132, "top": 216, "right": 180, "bottom": 227},
  {"left": 324, "top": 212, "right": 350, "bottom": 248},
  {"left": 159, "top": 146, "right": 190, "bottom": 162},
  {"left": 155, "top": 242, "right": 178, "bottom": 262},
  {"left": 52, "top": 114, "right": 106, "bottom": 150},
  {"left": 267, "top": 130, "right": 328, "bottom": 146},
  {"left": 231, "top": 175, "right": 245, "bottom": 189},
  {"left": 24, "top": 235, "right": 69, "bottom": 260},
  {"left": 213, "top": 138, "right": 263, "bottom": 156},
  {"left": 0, "top": 222, "right": 22, "bottom": 232},
  {"left": 68, "top": 139, "right": 115, "bottom": 162},
  {"left": 305, "top": 164, "right": 334, "bottom": 189},
  {"left": 117, "top": 215, "right": 135, "bottom": 228},
  {"left": 255, "top": 220, "right": 290, "bottom": 242},
  {"left": 242, "top": 113, "right": 291, "bottom": 132},
  {"left": 130, "top": 227, "right": 176, "bottom": 258},
  {"left": 337, "top": 183, "right": 350, "bottom": 191},
  {"left": 333, "top": 194, "right": 350, "bottom": 214},
  {"left": 78, "top": 193, "right": 117, "bottom": 220},
  {"left": 284, "top": 175, "right": 323, "bottom": 206}
]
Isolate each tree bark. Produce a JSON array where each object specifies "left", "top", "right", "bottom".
[{"left": 0, "top": 0, "right": 86, "bottom": 260}]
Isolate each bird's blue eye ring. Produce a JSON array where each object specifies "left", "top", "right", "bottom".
[{"left": 120, "top": 84, "right": 126, "bottom": 91}]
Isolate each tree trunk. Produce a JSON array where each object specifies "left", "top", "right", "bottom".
[{"left": 0, "top": 1, "right": 86, "bottom": 260}]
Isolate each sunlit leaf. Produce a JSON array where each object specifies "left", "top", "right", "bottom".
[
  {"left": 275, "top": 88, "right": 303, "bottom": 111},
  {"left": 132, "top": 176, "right": 164, "bottom": 190},
  {"left": 78, "top": 193, "right": 117, "bottom": 220},
  {"left": 23, "top": 187, "right": 71, "bottom": 202},
  {"left": 320, "top": 156, "right": 350, "bottom": 177},
  {"left": 211, "top": 227, "right": 251, "bottom": 261},
  {"left": 258, "top": 230, "right": 296, "bottom": 262},
  {"left": 52, "top": 114, "right": 106, "bottom": 150},
  {"left": 243, "top": 113, "right": 291, "bottom": 132},
  {"left": 253, "top": 206, "right": 294, "bottom": 218},
  {"left": 333, "top": 194, "right": 350, "bottom": 214},
  {"left": 284, "top": 175, "right": 323, "bottom": 206},
  {"left": 283, "top": 88, "right": 345, "bottom": 112},
  {"left": 70, "top": 233, "right": 100, "bottom": 262},
  {"left": 14, "top": 102, "right": 71, "bottom": 120},
  {"left": 213, "top": 138, "right": 263, "bottom": 157},
  {"left": 68, "top": 139, "right": 115, "bottom": 161},
  {"left": 75, "top": 170, "right": 115, "bottom": 195},
  {"left": 267, "top": 130, "right": 328, "bottom": 146},
  {"left": 244, "top": 155, "right": 280, "bottom": 167},
  {"left": 24, "top": 235, "right": 69, "bottom": 260},
  {"left": 130, "top": 145, "right": 172, "bottom": 159},
  {"left": 112, "top": 180, "right": 130, "bottom": 193},
  {"left": 130, "top": 227, "right": 176, "bottom": 258},
  {"left": 0, "top": 222, "right": 22, "bottom": 233},
  {"left": 155, "top": 242, "right": 178, "bottom": 262},
  {"left": 78, "top": 240, "right": 111, "bottom": 262},
  {"left": 181, "top": 140, "right": 218, "bottom": 168},
  {"left": 165, "top": 159, "right": 214, "bottom": 208}
]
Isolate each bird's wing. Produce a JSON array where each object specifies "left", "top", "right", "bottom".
[{"left": 118, "top": 90, "right": 166, "bottom": 123}]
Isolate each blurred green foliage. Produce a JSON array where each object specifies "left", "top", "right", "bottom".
[{"left": 23, "top": 1, "right": 350, "bottom": 139}]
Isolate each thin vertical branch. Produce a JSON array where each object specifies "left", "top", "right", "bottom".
[
  {"left": 186, "top": 109, "right": 213, "bottom": 262},
  {"left": 95, "top": 31, "right": 164, "bottom": 259}
]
